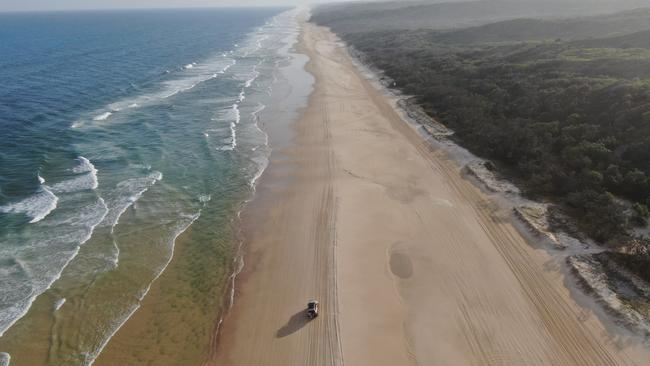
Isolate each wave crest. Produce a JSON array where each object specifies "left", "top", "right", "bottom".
[
  {"left": 51, "top": 157, "right": 99, "bottom": 193},
  {"left": 93, "top": 112, "right": 112, "bottom": 121},
  {"left": 0, "top": 186, "right": 59, "bottom": 223}
]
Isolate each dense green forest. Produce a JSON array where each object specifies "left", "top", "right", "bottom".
[
  {"left": 313, "top": 0, "right": 650, "bottom": 33},
  {"left": 312, "top": 4, "right": 650, "bottom": 255}
]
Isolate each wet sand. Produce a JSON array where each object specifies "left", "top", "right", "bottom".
[{"left": 210, "top": 19, "right": 650, "bottom": 366}]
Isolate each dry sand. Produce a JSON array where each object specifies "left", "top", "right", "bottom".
[{"left": 209, "top": 20, "right": 650, "bottom": 366}]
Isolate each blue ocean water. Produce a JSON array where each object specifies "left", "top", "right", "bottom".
[
  {"left": 0, "top": 8, "right": 279, "bottom": 201},
  {"left": 0, "top": 7, "right": 301, "bottom": 364}
]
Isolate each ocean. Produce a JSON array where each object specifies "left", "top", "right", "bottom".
[{"left": 0, "top": 7, "right": 308, "bottom": 365}]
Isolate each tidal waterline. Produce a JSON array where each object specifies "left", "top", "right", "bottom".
[{"left": 0, "top": 8, "right": 309, "bottom": 365}]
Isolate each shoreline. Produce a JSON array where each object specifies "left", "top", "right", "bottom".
[
  {"left": 210, "top": 14, "right": 650, "bottom": 365},
  {"left": 207, "top": 14, "right": 342, "bottom": 365},
  {"left": 79, "top": 10, "right": 306, "bottom": 366},
  {"left": 204, "top": 8, "right": 315, "bottom": 363},
  {"left": 0, "top": 9, "right": 306, "bottom": 366}
]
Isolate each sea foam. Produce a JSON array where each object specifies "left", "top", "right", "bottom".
[
  {"left": 54, "top": 298, "right": 66, "bottom": 311},
  {"left": 244, "top": 66, "right": 260, "bottom": 88},
  {"left": 51, "top": 157, "right": 99, "bottom": 193},
  {"left": 0, "top": 157, "right": 99, "bottom": 222},
  {"left": 93, "top": 112, "right": 112, "bottom": 121},
  {"left": 82, "top": 53, "right": 238, "bottom": 126},
  {"left": 101, "top": 171, "right": 163, "bottom": 230},
  {"left": 0, "top": 185, "right": 59, "bottom": 223},
  {"left": 0, "top": 195, "right": 109, "bottom": 338},
  {"left": 198, "top": 194, "right": 212, "bottom": 204},
  {"left": 228, "top": 119, "right": 237, "bottom": 150},
  {"left": 232, "top": 104, "right": 241, "bottom": 124},
  {"left": 214, "top": 103, "right": 242, "bottom": 151},
  {"left": 0, "top": 352, "right": 10, "bottom": 366},
  {"left": 73, "top": 156, "right": 98, "bottom": 177}
]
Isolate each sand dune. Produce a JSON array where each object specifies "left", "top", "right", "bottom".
[{"left": 209, "top": 19, "right": 650, "bottom": 366}]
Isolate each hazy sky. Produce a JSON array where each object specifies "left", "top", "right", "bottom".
[{"left": 0, "top": 0, "right": 348, "bottom": 12}]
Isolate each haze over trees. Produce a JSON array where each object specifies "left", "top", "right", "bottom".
[
  {"left": 313, "top": 0, "right": 650, "bottom": 281},
  {"left": 314, "top": 0, "right": 650, "bottom": 33}
]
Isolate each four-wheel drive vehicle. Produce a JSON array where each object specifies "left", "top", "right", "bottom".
[{"left": 307, "top": 300, "right": 319, "bottom": 319}]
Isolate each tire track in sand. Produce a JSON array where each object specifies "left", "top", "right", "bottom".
[
  {"left": 206, "top": 26, "right": 343, "bottom": 366},
  {"left": 354, "top": 45, "right": 637, "bottom": 365}
]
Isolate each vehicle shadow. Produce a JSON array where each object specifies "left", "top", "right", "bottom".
[{"left": 276, "top": 310, "right": 309, "bottom": 338}]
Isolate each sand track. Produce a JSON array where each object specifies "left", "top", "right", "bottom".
[
  {"left": 208, "top": 19, "right": 649, "bottom": 366},
  {"left": 207, "top": 25, "right": 342, "bottom": 365}
]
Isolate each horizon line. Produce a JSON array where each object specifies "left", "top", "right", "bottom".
[{"left": 0, "top": 4, "right": 299, "bottom": 15}]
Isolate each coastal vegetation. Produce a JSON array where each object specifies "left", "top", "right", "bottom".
[
  {"left": 313, "top": 0, "right": 650, "bottom": 33},
  {"left": 313, "top": 2, "right": 650, "bottom": 280}
]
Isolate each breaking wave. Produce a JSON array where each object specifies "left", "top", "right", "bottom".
[
  {"left": 50, "top": 156, "right": 99, "bottom": 193},
  {"left": 0, "top": 185, "right": 58, "bottom": 224}
]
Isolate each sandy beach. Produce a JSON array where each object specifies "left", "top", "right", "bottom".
[{"left": 209, "top": 18, "right": 650, "bottom": 366}]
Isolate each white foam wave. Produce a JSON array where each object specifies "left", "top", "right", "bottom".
[
  {"left": 251, "top": 103, "right": 269, "bottom": 151},
  {"left": 233, "top": 104, "right": 241, "bottom": 124},
  {"left": 0, "top": 195, "right": 109, "bottom": 338},
  {"left": 219, "top": 59, "right": 236, "bottom": 74},
  {"left": 160, "top": 80, "right": 199, "bottom": 99},
  {"left": 101, "top": 171, "right": 163, "bottom": 230},
  {"left": 50, "top": 157, "right": 99, "bottom": 193},
  {"left": 0, "top": 185, "right": 59, "bottom": 223},
  {"left": 100, "top": 171, "right": 162, "bottom": 270},
  {"left": 250, "top": 154, "right": 269, "bottom": 192},
  {"left": 85, "top": 302, "right": 139, "bottom": 366},
  {"left": 9, "top": 197, "right": 111, "bottom": 340},
  {"left": 72, "top": 156, "right": 96, "bottom": 175},
  {"left": 198, "top": 194, "right": 211, "bottom": 204},
  {"left": 50, "top": 175, "right": 96, "bottom": 194},
  {"left": 252, "top": 102, "right": 266, "bottom": 121},
  {"left": 226, "top": 120, "right": 237, "bottom": 151},
  {"left": 79, "top": 25, "right": 278, "bottom": 132},
  {"left": 100, "top": 58, "right": 236, "bottom": 115},
  {"left": 244, "top": 66, "right": 260, "bottom": 88},
  {"left": 54, "top": 298, "right": 66, "bottom": 311},
  {"left": 0, "top": 352, "right": 10, "bottom": 366},
  {"left": 93, "top": 112, "right": 112, "bottom": 121},
  {"left": 213, "top": 102, "right": 241, "bottom": 151},
  {"left": 109, "top": 236, "right": 120, "bottom": 269},
  {"left": 38, "top": 174, "right": 45, "bottom": 184}
]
